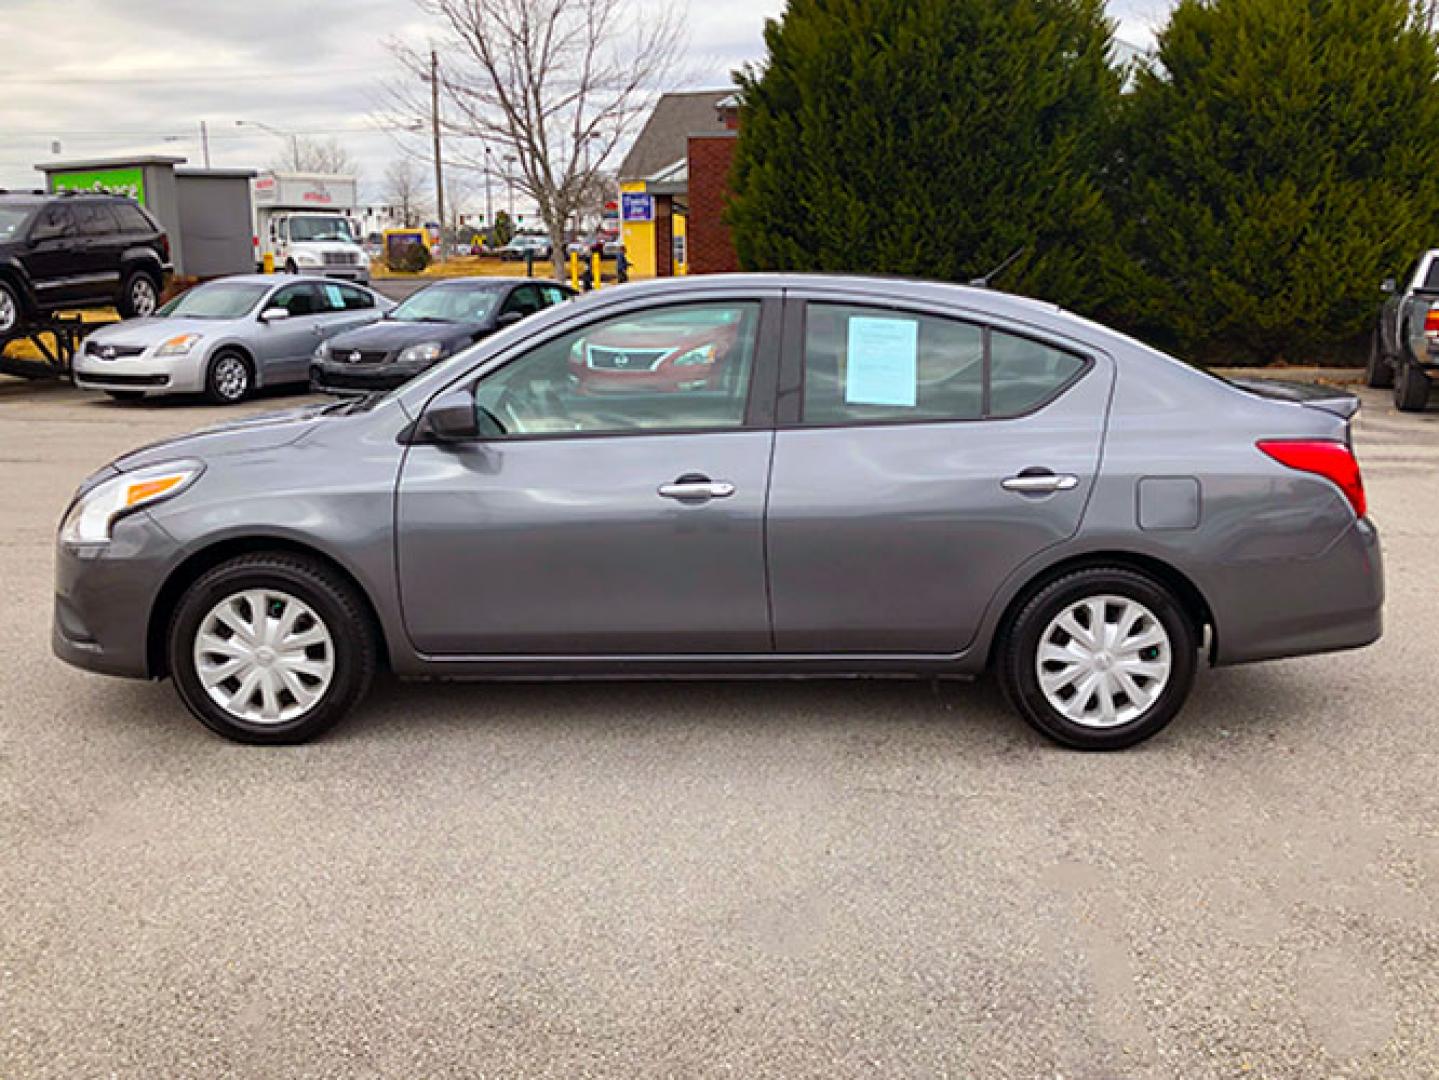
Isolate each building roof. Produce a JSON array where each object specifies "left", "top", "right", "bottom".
[
  {"left": 35, "top": 155, "right": 187, "bottom": 173},
  {"left": 618, "top": 90, "right": 734, "bottom": 180}
]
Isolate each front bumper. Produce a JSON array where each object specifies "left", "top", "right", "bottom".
[
  {"left": 311, "top": 358, "right": 430, "bottom": 393},
  {"left": 52, "top": 511, "right": 177, "bottom": 679},
  {"left": 72, "top": 351, "right": 204, "bottom": 396}
]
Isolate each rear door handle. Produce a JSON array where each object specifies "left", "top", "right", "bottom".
[
  {"left": 659, "top": 476, "right": 735, "bottom": 501},
  {"left": 1002, "top": 472, "right": 1079, "bottom": 494}
]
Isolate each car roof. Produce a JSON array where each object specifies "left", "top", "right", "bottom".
[{"left": 194, "top": 274, "right": 372, "bottom": 288}]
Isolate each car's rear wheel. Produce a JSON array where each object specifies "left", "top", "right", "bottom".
[
  {"left": 205, "top": 350, "right": 253, "bottom": 404},
  {"left": 117, "top": 269, "right": 159, "bottom": 319},
  {"left": 0, "top": 279, "right": 25, "bottom": 339},
  {"left": 1394, "top": 359, "right": 1431, "bottom": 412},
  {"left": 1365, "top": 329, "right": 1395, "bottom": 389},
  {"left": 167, "top": 553, "right": 376, "bottom": 744},
  {"left": 998, "top": 567, "right": 1198, "bottom": 750}
]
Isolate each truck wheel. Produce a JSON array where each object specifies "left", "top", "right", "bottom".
[
  {"left": 1365, "top": 329, "right": 1395, "bottom": 389},
  {"left": 117, "top": 270, "right": 159, "bottom": 319},
  {"left": 284, "top": 260, "right": 299, "bottom": 275},
  {"left": 0, "top": 279, "right": 24, "bottom": 339},
  {"left": 1394, "top": 360, "right": 1431, "bottom": 412}
]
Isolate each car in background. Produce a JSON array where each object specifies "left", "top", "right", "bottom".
[
  {"left": 1370, "top": 251, "right": 1438, "bottom": 411},
  {"left": 311, "top": 277, "right": 574, "bottom": 393},
  {"left": 72, "top": 275, "right": 391, "bottom": 404},
  {"left": 54, "top": 275, "right": 1382, "bottom": 749},
  {"left": 567, "top": 304, "right": 745, "bottom": 395},
  {"left": 0, "top": 191, "right": 170, "bottom": 340},
  {"left": 497, "top": 235, "right": 552, "bottom": 261}
]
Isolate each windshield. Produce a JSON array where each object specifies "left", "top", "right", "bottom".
[
  {"left": 392, "top": 284, "right": 502, "bottom": 324},
  {"left": 0, "top": 206, "right": 33, "bottom": 240},
  {"left": 156, "top": 282, "right": 270, "bottom": 319},
  {"left": 288, "top": 215, "right": 357, "bottom": 243}
]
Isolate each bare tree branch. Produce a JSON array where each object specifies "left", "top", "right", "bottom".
[
  {"left": 271, "top": 136, "right": 360, "bottom": 177},
  {"left": 385, "top": 0, "right": 684, "bottom": 278}
]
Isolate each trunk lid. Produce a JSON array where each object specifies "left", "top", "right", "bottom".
[{"left": 1228, "top": 377, "right": 1361, "bottom": 421}]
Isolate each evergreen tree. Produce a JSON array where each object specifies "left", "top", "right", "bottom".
[
  {"left": 726, "top": 0, "right": 1123, "bottom": 310},
  {"left": 1114, "top": 0, "right": 1439, "bottom": 363}
]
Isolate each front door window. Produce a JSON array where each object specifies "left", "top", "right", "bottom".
[{"left": 473, "top": 301, "right": 761, "bottom": 437}]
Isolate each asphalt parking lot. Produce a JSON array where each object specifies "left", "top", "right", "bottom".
[{"left": 1, "top": 376, "right": 1436, "bottom": 1078}]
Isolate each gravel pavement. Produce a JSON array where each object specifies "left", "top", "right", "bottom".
[{"left": 0, "top": 377, "right": 1435, "bottom": 1078}]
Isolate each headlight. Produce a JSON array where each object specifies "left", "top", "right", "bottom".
[
  {"left": 672, "top": 344, "right": 716, "bottom": 367},
  {"left": 59, "top": 460, "right": 203, "bottom": 546},
  {"left": 396, "top": 341, "right": 446, "bottom": 364},
  {"left": 295, "top": 252, "right": 322, "bottom": 266},
  {"left": 155, "top": 333, "right": 201, "bottom": 357}
]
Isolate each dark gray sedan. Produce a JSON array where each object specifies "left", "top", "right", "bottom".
[
  {"left": 310, "top": 277, "right": 574, "bottom": 393},
  {"left": 53, "top": 275, "right": 1383, "bottom": 749}
]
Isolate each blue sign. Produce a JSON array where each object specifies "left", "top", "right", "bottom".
[{"left": 621, "top": 192, "right": 654, "bottom": 223}]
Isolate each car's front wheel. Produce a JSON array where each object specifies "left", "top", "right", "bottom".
[
  {"left": 998, "top": 567, "right": 1198, "bottom": 750},
  {"left": 168, "top": 553, "right": 377, "bottom": 744},
  {"left": 205, "top": 350, "right": 253, "bottom": 404},
  {"left": 1365, "top": 329, "right": 1395, "bottom": 389}
]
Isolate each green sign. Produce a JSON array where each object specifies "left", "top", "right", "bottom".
[{"left": 51, "top": 167, "right": 147, "bottom": 205}]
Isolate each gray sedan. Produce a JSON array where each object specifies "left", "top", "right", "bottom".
[
  {"left": 53, "top": 274, "right": 1383, "bottom": 749},
  {"left": 71, "top": 275, "right": 392, "bottom": 404}
]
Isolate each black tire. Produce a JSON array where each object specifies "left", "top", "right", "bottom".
[
  {"left": 1365, "top": 328, "right": 1395, "bottom": 389},
  {"left": 117, "top": 268, "right": 160, "bottom": 319},
  {"left": 167, "top": 553, "right": 377, "bottom": 744},
  {"left": 0, "top": 278, "right": 25, "bottom": 341},
  {"left": 1393, "top": 359, "right": 1431, "bottom": 412},
  {"left": 204, "top": 349, "right": 253, "bottom": 405},
  {"left": 104, "top": 390, "right": 144, "bottom": 402},
  {"left": 997, "top": 567, "right": 1199, "bottom": 751}
]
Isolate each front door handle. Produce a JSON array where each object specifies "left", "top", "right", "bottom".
[
  {"left": 659, "top": 475, "right": 735, "bottom": 501},
  {"left": 1001, "top": 472, "right": 1079, "bottom": 494}
]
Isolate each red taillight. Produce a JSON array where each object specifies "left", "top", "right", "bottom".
[
  {"left": 1257, "top": 439, "right": 1367, "bottom": 518},
  {"left": 1426, "top": 308, "right": 1439, "bottom": 340},
  {"left": 158, "top": 234, "right": 170, "bottom": 262}
]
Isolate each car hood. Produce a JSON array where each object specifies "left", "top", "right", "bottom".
[
  {"left": 86, "top": 315, "right": 238, "bottom": 345},
  {"left": 112, "top": 401, "right": 345, "bottom": 471},
  {"left": 327, "top": 319, "right": 481, "bottom": 353}
]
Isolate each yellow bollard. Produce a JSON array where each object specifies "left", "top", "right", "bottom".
[
  {"left": 262, "top": 251, "right": 275, "bottom": 274},
  {"left": 591, "top": 251, "right": 602, "bottom": 291},
  {"left": 569, "top": 250, "right": 580, "bottom": 291}
]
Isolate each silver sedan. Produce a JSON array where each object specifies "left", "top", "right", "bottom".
[{"left": 72, "top": 275, "right": 392, "bottom": 404}]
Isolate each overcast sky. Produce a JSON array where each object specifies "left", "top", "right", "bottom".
[{"left": 0, "top": 0, "right": 1174, "bottom": 205}]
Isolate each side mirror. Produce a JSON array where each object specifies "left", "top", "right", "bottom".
[
  {"left": 259, "top": 307, "right": 291, "bottom": 323},
  {"left": 1382, "top": 278, "right": 1397, "bottom": 294},
  {"left": 495, "top": 310, "right": 524, "bottom": 328},
  {"left": 419, "top": 389, "right": 480, "bottom": 442}
]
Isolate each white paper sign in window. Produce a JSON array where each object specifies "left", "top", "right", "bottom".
[{"left": 844, "top": 316, "right": 919, "bottom": 407}]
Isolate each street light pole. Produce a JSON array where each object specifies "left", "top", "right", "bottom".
[
  {"left": 429, "top": 48, "right": 447, "bottom": 263},
  {"left": 236, "top": 120, "right": 298, "bottom": 169},
  {"left": 505, "top": 154, "right": 517, "bottom": 222},
  {"left": 483, "top": 146, "right": 494, "bottom": 242}
]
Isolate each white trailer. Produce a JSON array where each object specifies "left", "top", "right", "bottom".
[{"left": 251, "top": 171, "right": 369, "bottom": 283}]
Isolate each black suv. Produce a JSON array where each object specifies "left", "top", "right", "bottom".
[{"left": 0, "top": 192, "right": 171, "bottom": 340}]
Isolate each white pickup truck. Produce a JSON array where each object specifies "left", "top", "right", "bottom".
[{"left": 251, "top": 171, "right": 369, "bottom": 285}]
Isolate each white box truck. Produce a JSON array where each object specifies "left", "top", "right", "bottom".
[{"left": 252, "top": 171, "right": 369, "bottom": 283}]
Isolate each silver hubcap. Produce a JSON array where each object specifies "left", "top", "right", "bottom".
[
  {"left": 131, "top": 278, "right": 156, "bottom": 316},
  {"left": 194, "top": 589, "right": 335, "bottom": 724},
  {"left": 1036, "top": 594, "right": 1172, "bottom": 728},
  {"left": 214, "top": 356, "right": 248, "bottom": 400},
  {"left": 0, "top": 289, "right": 16, "bottom": 333}
]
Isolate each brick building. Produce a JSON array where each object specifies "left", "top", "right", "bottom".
[{"left": 617, "top": 90, "right": 741, "bottom": 277}]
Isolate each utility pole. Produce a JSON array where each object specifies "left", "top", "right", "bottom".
[
  {"left": 430, "top": 48, "right": 447, "bottom": 263},
  {"left": 200, "top": 120, "right": 211, "bottom": 168},
  {"left": 483, "top": 146, "right": 494, "bottom": 244}
]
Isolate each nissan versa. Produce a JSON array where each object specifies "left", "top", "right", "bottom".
[{"left": 53, "top": 275, "right": 1384, "bottom": 749}]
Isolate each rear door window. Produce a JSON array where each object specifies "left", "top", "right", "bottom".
[
  {"left": 800, "top": 302, "right": 1088, "bottom": 424},
  {"left": 74, "top": 202, "right": 119, "bottom": 237},
  {"left": 802, "top": 304, "right": 984, "bottom": 424}
]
